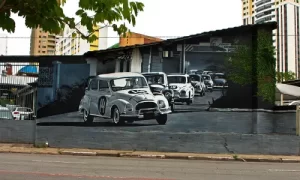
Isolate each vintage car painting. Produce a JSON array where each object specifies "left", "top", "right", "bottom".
[
  {"left": 142, "top": 72, "right": 175, "bottom": 112},
  {"left": 167, "top": 74, "right": 195, "bottom": 105},
  {"left": 189, "top": 74, "right": 206, "bottom": 96},
  {"left": 201, "top": 74, "right": 214, "bottom": 92},
  {"left": 79, "top": 72, "right": 172, "bottom": 125}
]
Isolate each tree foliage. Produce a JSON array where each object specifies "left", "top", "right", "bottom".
[
  {"left": 0, "top": 0, "right": 144, "bottom": 42},
  {"left": 276, "top": 71, "right": 296, "bottom": 82},
  {"left": 225, "top": 29, "right": 276, "bottom": 103}
]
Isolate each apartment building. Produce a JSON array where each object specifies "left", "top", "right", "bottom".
[
  {"left": 29, "top": 28, "right": 57, "bottom": 55},
  {"left": 55, "top": 24, "right": 117, "bottom": 55},
  {"left": 242, "top": 0, "right": 300, "bottom": 77}
]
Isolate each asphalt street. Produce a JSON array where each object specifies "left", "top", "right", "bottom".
[{"left": 1, "top": 153, "right": 300, "bottom": 180}]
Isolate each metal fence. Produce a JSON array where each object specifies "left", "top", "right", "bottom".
[{"left": 0, "top": 62, "right": 38, "bottom": 120}]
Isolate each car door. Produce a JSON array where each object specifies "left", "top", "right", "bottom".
[
  {"left": 87, "top": 79, "right": 99, "bottom": 115},
  {"left": 96, "top": 80, "right": 111, "bottom": 116}
]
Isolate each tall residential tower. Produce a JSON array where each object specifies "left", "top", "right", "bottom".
[{"left": 242, "top": 0, "right": 300, "bottom": 77}]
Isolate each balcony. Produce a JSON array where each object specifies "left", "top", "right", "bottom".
[
  {"left": 255, "top": 3, "right": 274, "bottom": 13},
  {"left": 255, "top": 9, "right": 275, "bottom": 18},
  {"left": 255, "top": 14, "right": 275, "bottom": 24},
  {"left": 255, "top": 0, "right": 272, "bottom": 7}
]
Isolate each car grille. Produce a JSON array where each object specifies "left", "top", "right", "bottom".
[{"left": 136, "top": 102, "right": 157, "bottom": 110}]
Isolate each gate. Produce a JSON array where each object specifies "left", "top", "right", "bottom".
[{"left": 0, "top": 61, "right": 38, "bottom": 119}]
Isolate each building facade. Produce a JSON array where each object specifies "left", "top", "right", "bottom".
[
  {"left": 29, "top": 28, "right": 57, "bottom": 56},
  {"left": 55, "top": 25, "right": 114, "bottom": 55},
  {"left": 242, "top": 0, "right": 300, "bottom": 77},
  {"left": 119, "top": 32, "right": 163, "bottom": 47}
]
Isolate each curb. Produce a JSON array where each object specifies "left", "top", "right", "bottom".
[{"left": 1, "top": 148, "right": 300, "bottom": 163}]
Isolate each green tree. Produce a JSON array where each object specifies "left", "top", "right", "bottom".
[
  {"left": 0, "top": 0, "right": 144, "bottom": 42},
  {"left": 225, "top": 29, "right": 276, "bottom": 103},
  {"left": 276, "top": 71, "right": 296, "bottom": 82}
]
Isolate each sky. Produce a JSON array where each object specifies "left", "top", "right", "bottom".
[{"left": 0, "top": 0, "right": 242, "bottom": 56}]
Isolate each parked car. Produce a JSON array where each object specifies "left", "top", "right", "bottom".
[
  {"left": 12, "top": 107, "right": 36, "bottom": 120},
  {"left": 202, "top": 71, "right": 213, "bottom": 75},
  {"left": 79, "top": 72, "right": 172, "bottom": 125},
  {"left": 5, "top": 104, "right": 20, "bottom": 111},
  {"left": 213, "top": 73, "right": 227, "bottom": 88},
  {"left": 0, "top": 107, "right": 14, "bottom": 120},
  {"left": 189, "top": 74, "right": 206, "bottom": 96},
  {"left": 202, "top": 74, "right": 214, "bottom": 92},
  {"left": 167, "top": 74, "right": 195, "bottom": 105},
  {"left": 288, "top": 101, "right": 300, "bottom": 106},
  {"left": 142, "top": 72, "right": 175, "bottom": 112},
  {"left": 189, "top": 69, "right": 198, "bottom": 74}
]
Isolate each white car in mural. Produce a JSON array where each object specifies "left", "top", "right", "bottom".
[
  {"left": 167, "top": 74, "right": 195, "bottom": 105},
  {"left": 79, "top": 72, "right": 172, "bottom": 125},
  {"left": 189, "top": 74, "right": 206, "bottom": 96}
]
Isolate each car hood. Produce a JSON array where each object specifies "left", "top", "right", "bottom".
[{"left": 114, "top": 89, "right": 155, "bottom": 103}]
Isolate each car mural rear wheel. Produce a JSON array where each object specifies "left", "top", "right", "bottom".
[
  {"left": 83, "top": 109, "right": 94, "bottom": 124},
  {"left": 112, "top": 107, "right": 124, "bottom": 125},
  {"left": 156, "top": 114, "right": 167, "bottom": 125}
]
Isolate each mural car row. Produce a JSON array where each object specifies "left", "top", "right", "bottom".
[{"left": 78, "top": 70, "right": 228, "bottom": 126}]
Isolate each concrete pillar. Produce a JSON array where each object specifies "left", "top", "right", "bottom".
[
  {"left": 115, "top": 59, "right": 121, "bottom": 72},
  {"left": 130, "top": 48, "right": 142, "bottom": 73},
  {"left": 86, "top": 58, "right": 98, "bottom": 76}
]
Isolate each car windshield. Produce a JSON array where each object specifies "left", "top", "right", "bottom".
[
  {"left": 189, "top": 75, "right": 200, "bottom": 81},
  {"left": 110, "top": 77, "right": 148, "bottom": 91},
  {"left": 214, "top": 74, "right": 225, "bottom": 79},
  {"left": 168, "top": 76, "right": 187, "bottom": 83},
  {"left": 0, "top": 110, "right": 13, "bottom": 120},
  {"left": 17, "top": 107, "right": 28, "bottom": 112},
  {"left": 202, "top": 75, "right": 211, "bottom": 80},
  {"left": 143, "top": 74, "right": 164, "bottom": 85}
]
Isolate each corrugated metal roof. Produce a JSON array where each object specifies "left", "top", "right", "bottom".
[
  {"left": 84, "top": 22, "right": 277, "bottom": 57},
  {"left": 0, "top": 75, "right": 38, "bottom": 86}
]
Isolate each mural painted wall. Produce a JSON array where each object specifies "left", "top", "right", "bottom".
[{"left": 37, "top": 63, "right": 90, "bottom": 118}]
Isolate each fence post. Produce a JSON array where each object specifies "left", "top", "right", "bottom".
[{"left": 296, "top": 105, "right": 300, "bottom": 136}]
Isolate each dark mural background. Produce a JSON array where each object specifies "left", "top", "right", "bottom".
[{"left": 37, "top": 63, "right": 90, "bottom": 118}]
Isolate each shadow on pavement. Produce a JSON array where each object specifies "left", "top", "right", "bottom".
[{"left": 36, "top": 121, "right": 157, "bottom": 127}]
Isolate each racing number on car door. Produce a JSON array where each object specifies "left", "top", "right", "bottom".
[
  {"left": 98, "top": 80, "right": 110, "bottom": 116},
  {"left": 99, "top": 97, "right": 106, "bottom": 115}
]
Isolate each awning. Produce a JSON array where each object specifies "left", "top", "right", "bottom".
[
  {"left": 18, "top": 65, "right": 38, "bottom": 74},
  {"left": 276, "top": 83, "right": 300, "bottom": 97}
]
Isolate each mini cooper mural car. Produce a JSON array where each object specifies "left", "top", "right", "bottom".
[
  {"left": 167, "top": 74, "right": 195, "bottom": 105},
  {"left": 189, "top": 74, "right": 206, "bottom": 96},
  {"left": 79, "top": 72, "right": 172, "bottom": 125},
  {"left": 142, "top": 72, "right": 175, "bottom": 112},
  {"left": 201, "top": 74, "right": 214, "bottom": 92}
]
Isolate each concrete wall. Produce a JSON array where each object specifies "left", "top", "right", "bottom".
[
  {"left": 35, "top": 128, "right": 300, "bottom": 155},
  {"left": 0, "top": 120, "right": 35, "bottom": 144}
]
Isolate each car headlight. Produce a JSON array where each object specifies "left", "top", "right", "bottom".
[
  {"left": 164, "top": 91, "right": 173, "bottom": 99},
  {"left": 158, "top": 100, "right": 166, "bottom": 109},
  {"left": 125, "top": 103, "right": 133, "bottom": 111}
]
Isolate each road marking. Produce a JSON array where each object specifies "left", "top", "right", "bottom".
[
  {"left": 268, "top": 169, "right": 300, "bottom": 172},
  {"left": 0, "top": 169, "right": 175, "bottom": 180},
  {"left": 31, "top": 160, "right": 86, "bottom": 164}
]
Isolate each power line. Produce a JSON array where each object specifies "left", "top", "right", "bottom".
[{"left": 0, "top": 35, "right": 299, "bottom": 39}]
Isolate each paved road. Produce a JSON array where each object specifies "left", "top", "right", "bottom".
[{"left": 1, "top": 153, "right": 300, "bottom": 180}]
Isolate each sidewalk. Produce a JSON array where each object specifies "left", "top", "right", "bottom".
[{"left": 1, "top": 143, "right": 300, "bottom": 163}]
